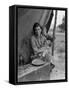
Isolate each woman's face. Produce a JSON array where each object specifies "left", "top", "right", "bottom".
[{"left": 35, "top": 26, "right": 42, "bottom": 36}]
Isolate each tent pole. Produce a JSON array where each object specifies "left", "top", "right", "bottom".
[{"left": 52, "top": 10, "right": 57, "bottom": 56}]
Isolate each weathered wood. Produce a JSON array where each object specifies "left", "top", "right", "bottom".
[
  {"left": 18, "top": 62, "right": 50, "bottom": 79},
  {"left": 52, "top": 10, "right": 57, "bottom": 56},
  {"left": 18, "top": 62, "right": 52, "bottom": 82}
]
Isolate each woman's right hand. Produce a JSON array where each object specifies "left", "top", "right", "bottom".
[{"left": 42, "top": 50, "right": 48, "bottom": 57}]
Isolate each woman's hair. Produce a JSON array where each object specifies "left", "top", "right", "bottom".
[{"left": 32, "top": 22, "right": 43, "bottom": 36}]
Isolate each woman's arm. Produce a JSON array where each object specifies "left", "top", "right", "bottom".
[{"left": 31, "top": 36, "right": 47, "bottom": 53}]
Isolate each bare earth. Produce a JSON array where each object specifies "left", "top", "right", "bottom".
[{"left": 50, "top": 32, "right": 65, "bottom": 80}]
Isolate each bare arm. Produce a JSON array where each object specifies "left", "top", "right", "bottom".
[{"left": 31, "top": 36, "right": 47, "bottom": 53}]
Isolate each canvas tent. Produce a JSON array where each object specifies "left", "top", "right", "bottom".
[{"left": 18, "top": 8, "right": 54, "bottom": 64}]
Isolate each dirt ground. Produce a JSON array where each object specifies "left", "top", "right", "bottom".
[{"left": 50, "top": 32, "right": 65, "bottom": 80}]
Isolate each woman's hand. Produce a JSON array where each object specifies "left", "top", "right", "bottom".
[
  {"left": 42, "top": 50, "right": 48, "bottom": 57},
  {"left": 40, "top": 46, "right": 50, "bottom": 57}
]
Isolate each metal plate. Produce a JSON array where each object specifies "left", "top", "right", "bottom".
[{"left": 32, "top": 59, "right": 45, "bottom": 66}]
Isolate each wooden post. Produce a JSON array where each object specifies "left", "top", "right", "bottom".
[{"left": 52, "top": 10, "right": 57, "bottom": 56}]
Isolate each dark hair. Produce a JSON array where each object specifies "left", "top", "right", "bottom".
[{"left": 33, "top": 22, "right": 43, "bottom": 36}]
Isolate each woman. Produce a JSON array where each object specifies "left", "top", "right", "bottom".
[{"left": 31, "top": 22, "right": 55, "bottom": 67}]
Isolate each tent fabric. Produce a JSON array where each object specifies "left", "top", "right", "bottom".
[
  {"left": 18, "top": 8, "right": 53, "bottom": 64},
  {"left": 45, "top": 10, "right": 53, "bottom": 33}
]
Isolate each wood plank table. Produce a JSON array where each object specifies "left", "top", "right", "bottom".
[{"left": 18, "top": 62, "right": 52, "bottom": 82}]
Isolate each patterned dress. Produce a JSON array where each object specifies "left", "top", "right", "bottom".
[{"left": 31, "top": 34, "right": 51, "bottom": 62}]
